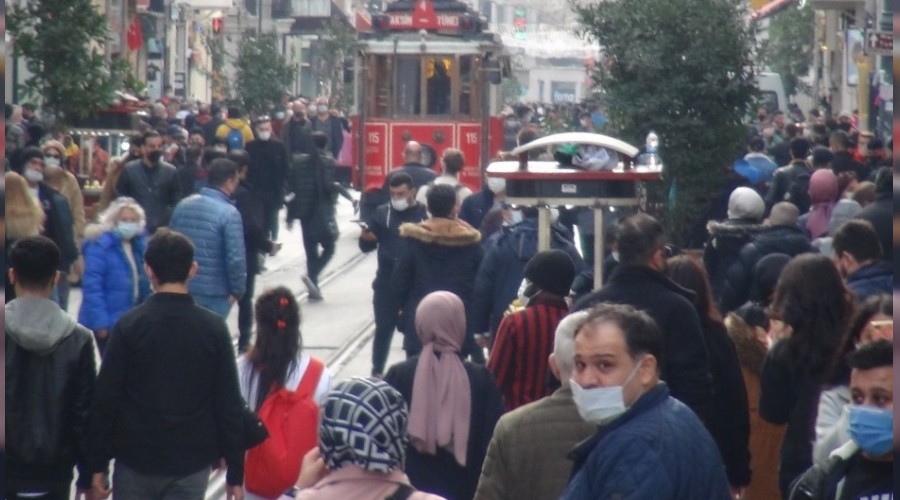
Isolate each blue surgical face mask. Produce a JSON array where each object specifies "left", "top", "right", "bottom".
[
  {"left": 570, "top": 358, "right": 644, "bottom": 426},
  {"left": 848, "top": 405, "right": 893, "bottom": 456},
  {"left": 115, "top": 221, "right": 141, "bottom": 240}
]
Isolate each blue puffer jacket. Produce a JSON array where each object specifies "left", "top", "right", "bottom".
[
  {"left": 78, "top": 227, "right": 151, "bottom": 331},
  {"left": 563, "top": 384, "right": 731, "bottom": 500},
  {"left": 170, "top": 187, "right": 247, "bottom": 298},
  {"left": 846, "top": 261, "right": 893, "bottom": 302},
  {"left": 470, "top": 218, "right": 585, "bottom": 335}
]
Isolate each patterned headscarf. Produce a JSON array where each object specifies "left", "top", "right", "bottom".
[{"left": 319, "top": 377, "right": 409, "bottom": 474}]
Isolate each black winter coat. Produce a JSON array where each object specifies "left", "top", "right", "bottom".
[
  {"left": 234, "top": 181, "right": 274, "bottom": 276},
  {"left": 383, "top": 355, "right": 504, "bottom": 500},
  {"left": 37, "top": 182, "right": 79, "bottom": 271},
  {"left": 245, "top": 138, "right": 289, "bottom": 204},
  {"left": 703, "top": 219, "right": 764, "bottom": 313},
  {"left": 720, "top": 225, "right": 815, "bottom": 312},
  {"left": 766, "top": 162, "right": 811, "bottom": 210},
  {"left": 359, "top": 164, "right": 438, "bottom": 221},
  {"left": 6, "top": 298, "right": 96, "bottom": 491},
  {"left": 392, "top": 218, "right": 483, "bottom": 354},
  {"left": 359, "top": 202, "right": 429, "bottom": 281},
  {"left": 280, "top": 118, "right": 314, "bottom": 155},
  {"left": 574, "top": 265, "right": 714, "bottom": 425},
  {"left": 286, "top": 151, "right": 338, "bottom": 223},
  {"left": 115, "top": 159, "right": 182, "bottom": 232},
  {"left": 702, "top": 319, "right": 751, "bottom": 488}
]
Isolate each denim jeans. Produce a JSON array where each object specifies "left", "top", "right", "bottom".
[
  {"left": 193, "top": 294, "right": 232, "bottom": 318},
  {"left": 112, "top": 462, "right": 209, "bottom": 500}
]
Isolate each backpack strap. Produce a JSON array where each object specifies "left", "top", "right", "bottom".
[{"left": 296, "top": 357, "right": 325, "bottom": 399}]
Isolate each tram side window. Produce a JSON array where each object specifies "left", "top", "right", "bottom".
[
  {"left": 396, "top": 57, "right": 422, "bottom": 116},
  {"left": 458, "top": 56, "right": 473, "bottom": 117},
  {"left": 373, "top": 55, "right": 392, "bottom": 118}
]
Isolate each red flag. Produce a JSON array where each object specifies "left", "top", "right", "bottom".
[{"left": 127, "top": 17, "right": 143, "bottom": 51}]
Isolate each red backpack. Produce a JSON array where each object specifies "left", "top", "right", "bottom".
[{"left": 244, "top": 357, "right": 325, "bottom": 499}]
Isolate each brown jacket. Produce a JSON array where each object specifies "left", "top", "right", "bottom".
[
  {"left": 474, "top": 387, "right": 597, "bottom": 500},
  {"left": 726, "top": 314, "right": 786, "bottom": 500},
  {"left": 44, "top": 166, "right": 85, "bottom": 243}
]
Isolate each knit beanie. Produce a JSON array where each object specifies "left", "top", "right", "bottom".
[
  {"left": 727, "top": 187, "right": 765, "bottom": 221},
  {"left": 524, "top": 250, "right": 576, "bottom": 297}
]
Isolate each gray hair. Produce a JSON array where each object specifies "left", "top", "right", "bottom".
[
  {"left": 553, "top": 311, "right": 590, "bottom": 387},
  {"left": 99, "top": 196, "right": 146, "bottom": 233}
]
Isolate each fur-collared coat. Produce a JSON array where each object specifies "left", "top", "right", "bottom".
[
  {"left": 703, "top": 219, "right": 763, "bottom": 312},
  {"left": 392, "top": 217, "right": 483, "bottom": 355}
]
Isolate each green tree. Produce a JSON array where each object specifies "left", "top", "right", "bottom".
[
  {"left": 760, "top": 2, "right": 814, "bottom": 98},
  {"left": 8, "top": 0, "right": 128, "bottom": 124},
  {"left": 575, "top": 0, "right": 758, "bottom": 245},
  {"left": 316, "top": 18, "right": 356, "bottom": 112},
  {"left": 233, "top": 34, "right": 295, "bottom": 114}
]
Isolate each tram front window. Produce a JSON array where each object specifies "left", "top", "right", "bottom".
[
  {"left": 396, "top": 58, "right": 421, "bottom": 116},
  {"left": 427, "top": 59, "right": 451, "bottom": 115}
]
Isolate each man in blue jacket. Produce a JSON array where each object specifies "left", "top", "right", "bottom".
[
  {"left": 562, "top": 304, "right": 730, "bottom": 499},
  {"left": 832, "top": 219, "right": 892, "bottom": 301},
  {"left": 170, "top": 158, "right": 246, "bottom": 317}
]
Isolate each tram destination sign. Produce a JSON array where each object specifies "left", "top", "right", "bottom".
[{"left": 382, "top": 0, "right": 471, "bottom": 32}]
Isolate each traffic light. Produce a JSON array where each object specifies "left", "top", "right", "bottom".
[
  {"left": 513, "top": 7, "right": 526, "bottom": 39},
  {"left": 211, "top": 16, "right": 223, "bottom": 35}
]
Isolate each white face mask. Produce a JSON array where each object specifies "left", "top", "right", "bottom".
[
  {"left": 308, "top": 105, "right": 318, "bottom": 115},
  {"left": 570, "top": 358, "right": 644, "bottom": 425},
  {"left": 509, "top": 210, "right": 524, "bottom": 225},
  {"left": 517, "top": 278, "right": 536, "bottom": 307},
  {"left": 391, "top": 197, "right": 410, "bottom": 212},
  {"left": 44, "top": 157, "right": 61, "bottom": 169},
  {"left": 487, "top": 177, "right": 506, "bottom": 194},
  {"left": 24, "top": 168, "right": 44, "bottom": 183},
  {"left": 257, "top": 131, "right": 272, "bottom": 141}
]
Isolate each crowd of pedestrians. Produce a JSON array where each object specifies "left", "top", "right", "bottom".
[{"left": 3, "top": 96, "right": 895, "bottom": 500}]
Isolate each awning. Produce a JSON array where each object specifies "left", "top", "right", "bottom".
[{"left": 750, "top": 0, "right": 797, "bottom": 22}]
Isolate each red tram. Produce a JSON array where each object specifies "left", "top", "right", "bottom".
[{"left": 351, "top": 0, "right": 507, "bottom": 191}]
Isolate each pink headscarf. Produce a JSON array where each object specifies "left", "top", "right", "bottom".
[
  {"left": 805, "top": 169, "right": 839, "bottom": 239},
  {"left": 408, "top": 291, "right": 472, "bottom": 466}
]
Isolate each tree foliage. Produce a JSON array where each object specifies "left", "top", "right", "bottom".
[
  {"left": 575, "top": 0, "right": 758, "bottom": 245},
  {"left": 316, "top": 19, "right": 356, "bottom": 112},
  {"left": 8, "top": 0, "right": 127, "bottom": 123},
  {"left": 760, "top": 2, "right": 814, "bottom": 98},
  {"left": 234, "top": 34, "right": 295, "bottom": 114}
]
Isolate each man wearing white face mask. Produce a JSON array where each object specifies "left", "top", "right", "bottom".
[
  {"left": 460, "top": 172, "right": 506, "bottom": 229},
  {"left": 359, "top": 173, "right": 428, "bottom": 377},
  {"left": 563, "top": 304, "right": 730, "bottom": 500},
  {"left": 246, "top": 116, "right": 289, "bottom": 240},
  {"left": 475, "top": 312, "right": 598, "bottom": 500},
  {"left": 17, "top": 146, "right": 80, "bottom": 311}
]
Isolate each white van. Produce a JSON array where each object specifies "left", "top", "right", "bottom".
[{"left": 756, "top": 72, "right": 787, "bottom": 114}]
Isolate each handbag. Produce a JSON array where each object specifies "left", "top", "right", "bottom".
[{"left": 242, "top": 402, "right": 270, "bottom": 450}]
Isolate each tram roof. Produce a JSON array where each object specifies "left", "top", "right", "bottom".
[
  {"left": 358, "top": 32, "right": 502, "bottom": 55},
  {"left": 510, "top": 132, "right": 641, "bottom": 159}
]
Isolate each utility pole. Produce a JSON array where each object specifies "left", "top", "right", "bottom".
[{"left": 174, "top": 2, "right": 188, "bottom": 99}]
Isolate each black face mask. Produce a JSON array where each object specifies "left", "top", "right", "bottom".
[{"left": 147, "top": 151, "right": 163, "bottom": 164}]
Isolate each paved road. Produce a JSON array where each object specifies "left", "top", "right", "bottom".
[{"left": 65, "top": 194, "right": 406, "bottom": 499}]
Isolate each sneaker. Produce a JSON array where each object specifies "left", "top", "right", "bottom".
[{"left": 302, "top": 275, "right": 323, "bottom": 301}]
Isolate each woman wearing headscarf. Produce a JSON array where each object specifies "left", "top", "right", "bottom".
[
  {"left": 798, "top": 169, "right": 839, "bottom": 239},
  {"left": 295, "top": 378, "right": 445, "bottom": 500},
  {"left": 384, "top": 292, "right": 504, "bottom": 500},
  {"left": 78, "top": 196, "right": 152, "bottom": 355}
]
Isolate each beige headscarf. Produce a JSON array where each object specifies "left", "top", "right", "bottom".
[{"left": 408, "top": 291, "right": 472, "bottom": 466}]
